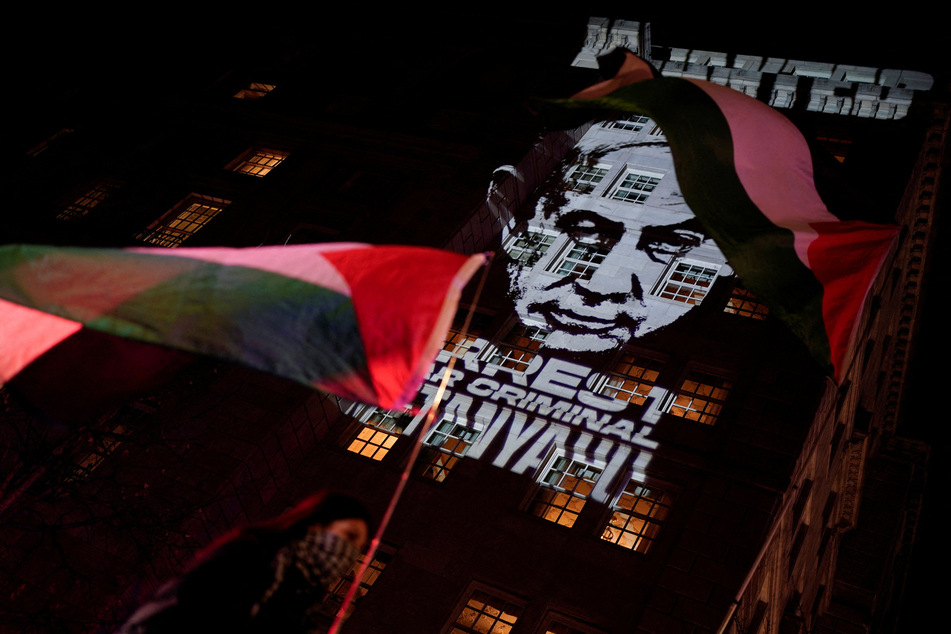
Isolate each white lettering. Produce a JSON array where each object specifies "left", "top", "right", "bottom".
[{"left": 531, "top": 358, "right": 589, "bottom": 399}]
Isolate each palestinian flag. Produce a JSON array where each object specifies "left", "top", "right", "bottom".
[
  {"left": 0, "top": 243, "right": 485, "bottom": 413},
  {"left": 554, "top": 51, "right": 899, "bottom": 380}
]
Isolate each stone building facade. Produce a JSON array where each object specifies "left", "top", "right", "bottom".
[{"left": 0, "top": 16, "right": 939, "bottom": 634}]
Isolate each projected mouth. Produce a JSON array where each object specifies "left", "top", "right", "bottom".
[
  {"left": 546, "top": 309, "right": 616, "bottom": 333},
  {"left": 526, "top": 300, "right": 646, "bottom": 340}
]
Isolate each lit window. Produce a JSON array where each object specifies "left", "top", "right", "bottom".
[
  {"left": 601, "top": 482, "right": 671, "bottom": 553},
  {"left": 344, "top": 408, "right": 408, "bottom": 461},
  {"left": 604, "top": 115, "right": 651, "bottom": 132},
  {"left": 530, "top": 454, "right": 602, "bottom": 528},
  {"left": 318, "top": 550, "right": 391, "bottom": 621},
  {"left": 233, "top": 82, "right": 275, "bottom": 99},
  {"left": 652, "top": 260, "right": 719, "bottom": 304},
  {"left": 548, "top": 238, "right": 610, "bottom": 281},
  {"left": 724, "top": 285, "right": 769, "bottom": 320},
  {"left": 608, "top": 169, "right": 662, "bottom": 204},
  {"left": 663, "top": 369, "right": 733, "bottom": 425},
  {"left": 565, "top": 162, "right": 610, "bottom": 193},
  {"left": 504, "top": 229, "right": 556, "bottom": 266},
  {"left": 137, "top": 194, "right": 230, "bottom": 248},
  {"left": 442, "top": 311, "right": 490, "bottom": 357},
  {"left": 598, "top": 353, "right": 664, "bottom": 406},
  {"left": 443, "top": 328, "right": 480, "bottom": 357},
  {"left": 450, "top": 589, "right": 521, "bottom": 634},
  {"left": 418, "top": 417, "right": 480, "bottom": 482},
  {"left": 231, "top": 148, "right": 288, "bottom": 177},
  {"left": 485, "top": 324, "right": 549, "bottom": 373},
  {"left": 57, "top": 183, "right": 117, "bottom": 221}
]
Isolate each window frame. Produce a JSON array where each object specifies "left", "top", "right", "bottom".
[
  {"left": 650, "top": 258, "right": 720, "bottom": 305},
  {"left": 316, "top": 545, "right": 393, "bottom": 623},
  {"left": 418, "top": 415, "right": 482, "bottom": 482},
  {"left": 599, "top": 480, "right": 672, "bottom": 553},
  {"left": 596, "top": 352, "right": 666, "bottom": 407},
  {"left": 342, "top": 406, "right": 410, "bottom": 461},
  {"left": 723, "top": 284, "right": 769, "bottom": 320},
  {"left": 56, "top": 182, "right": 119, "bottom": 221},
  {"left": 444, "top": 584, "right": 524, "bottom": 634},
  {"left": 661, "top": 367, "right": 734, "bottom": 425},
  {"left": 136, "top": 194, "right": 231, "bottom": 248},
  {"left": 483, "top": 323, "right": 549, "bottom": 374},
  {"left": 232, "top": 82, "right": 276, "bottom": 99},
  {"left": 229, "top": 147, "right": 289, "bottom": 177},
  {"left": 529, "top": 451, "right": 604, "bottom": 528},
  {"left": 546, "top": 236, "right": 611, "bottom": 281},
  {"left": 605, "top": 167, "right": 663, "bottom": 204},
  {"left": 603, "top": 115, "right": 651, "bottom": 132},
  {"left": 564, "top": 161, "right": 611, "bottom": 194},
  {"left": 503, "top": 227, "right": 558, "bottom": 267}
]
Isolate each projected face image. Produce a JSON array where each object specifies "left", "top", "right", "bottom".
[{"left": 507, "top": 203, "right": 713, "bottom": 353}]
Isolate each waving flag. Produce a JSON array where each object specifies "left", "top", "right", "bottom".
[
  {"left": 0, "top": 243, "right": 485, "bottom": 411},
  {"left": 552, "top": 51, "right": 899, "bottom": 379}
]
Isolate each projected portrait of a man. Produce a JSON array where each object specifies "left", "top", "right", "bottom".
[{"left": 502, "top": 140, "right": 728, "bottom": 353}]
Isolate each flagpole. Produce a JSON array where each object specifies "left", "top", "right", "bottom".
[{"left": 328, "top": 253, "right": 494, "bottom": 634}]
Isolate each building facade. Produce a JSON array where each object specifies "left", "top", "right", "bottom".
[{"left": 0, "top": 17, "right": 940, "bottom": 634}]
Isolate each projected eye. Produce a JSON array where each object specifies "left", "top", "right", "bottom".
[{"left": 640, "top": 230, "right": 703, "bottom": 263}]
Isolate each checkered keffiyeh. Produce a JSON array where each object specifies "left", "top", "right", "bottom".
[{"left": 253, "top": 530, "right": 359, "bottom": 618}]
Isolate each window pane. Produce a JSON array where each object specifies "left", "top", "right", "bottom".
[
  {"left": 531, "top": 457, "right": 602, "bottom": 528},
  {"left": 451, "top": 590, "right": 521, "bottom": 634},
  {"left": 663, "top": 370, "right": 733, "bottom": 425},
  {"left": 601, "top": 482, "right": 671, "bottom": 553}
]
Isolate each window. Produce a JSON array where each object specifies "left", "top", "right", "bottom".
[
  {"left": 607, "top": 169, "right": 662, "bottom": 204},
  {"left": 530, "top": 455, "right": 602, "bottom": 528},
  {"left": 56, "top": 183, "right": 117, "bottom": 221},
  {"left": 663, "top": 369, "right": 733, "bottom": 425},
  {"left": 233, "top": 82, "right": 275, "bottom": 99},
  {"left": 652, "top": 260, "right": 719, "bottom": 304},
  {"left": 565, "top": 162, "right": 610, "bottom": 193},
  {"left": 724, "top": 285, "right": 769, "bottom": 320},
  {"left": 598, "top": 352, "right": 664, "bottom": 406},
  {"left": 344, "top": 408, "right": 409, "bottom": 461},
  {"left": 548, "top": 238, "right": 610, "bottom": 281},
  {"left": 231, "top": 148, "right": 288, "bottom": 177},
  {"left": 26, "top": 128, "right": 73, "bottom": 157},
  {"left": 444, "top": 328, "right": 480, "bottom": 357},
  {"left": 65, "top": 423, "right": 128, "bottom": 483},
  {"left": 485, "top": 324, "right": 549, "bottom": 373},
  {"left": 419, "top": 417, "right": 480, "bottom": 482},
  {"left": 601, "top": 482, "right": 671, "bottom": 553},
  {"left": 443, "top": 311, "right": 491, "bottom": 357},
  {"left": 318, "top": 549, "right": 392, "bottom": 621},
  {"left": 137, "top": 194, "right": 230, "bottom": 248},
  {"left": 504, "top": 229, "right": 556, "bottom": 266},
  {"left": 449, "top": 589, "right": 521, "bottom": 634},
  {"left": 604, "top": 115, "right": 651, "bottom": 132}
]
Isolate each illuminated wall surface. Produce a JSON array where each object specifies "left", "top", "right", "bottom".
[
  {"left": 351, "top": 120, "right": 739, "bottom": 542},
  {"left": 439, "top": 123, "right": 724, "bottom": 490}
]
